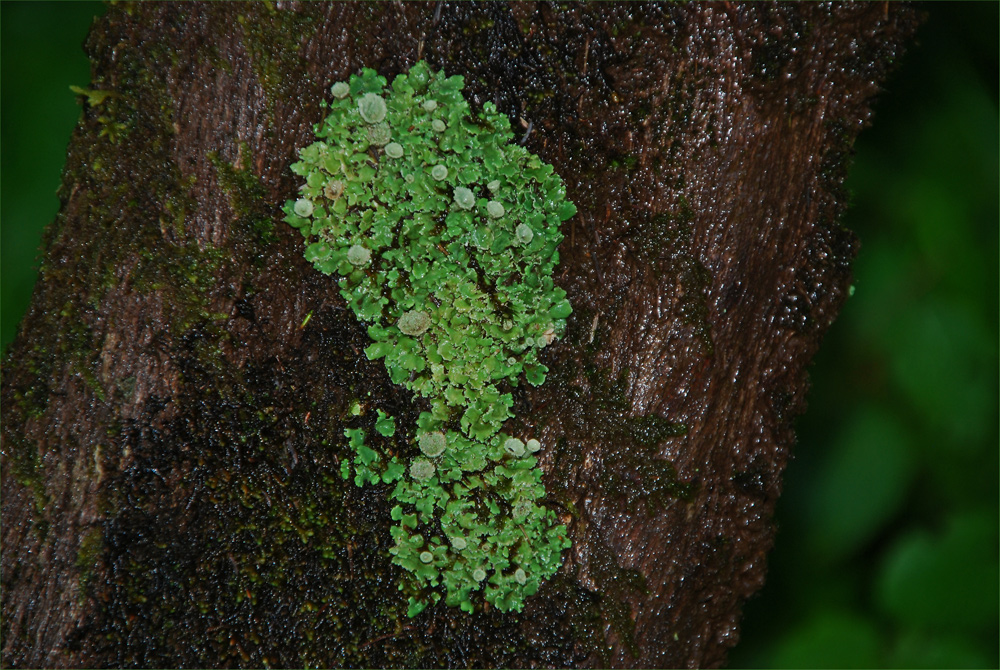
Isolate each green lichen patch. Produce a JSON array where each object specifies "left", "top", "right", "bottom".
[{"left": 284, "top": 62, "right": 577, "bottom": 615}]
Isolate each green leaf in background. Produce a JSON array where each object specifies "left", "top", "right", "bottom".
[
  {"left": 1, "top": 2, "right": 106, "bottom": 352},
  {"left": 876, "top": 509, "right": 998, "bottom": 632},
  {"left": 770, "top": 612, "right": 882, "bottom": 669},
  {"left": 889, "top": 629, "right": 994, "bottom": 669},
  {"left": 887, "top": 299, "right": 995, "bottom": 447},
  {"left": 803, "top": 407, "right": 915, "bottom": 565}
]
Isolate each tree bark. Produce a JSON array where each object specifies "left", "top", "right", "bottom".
[{"left": 1, "top": 2, "right": 919, "bottom": 667}]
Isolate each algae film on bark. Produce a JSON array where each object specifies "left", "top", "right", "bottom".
[{"left": 283, "top": 62, "right": 576, "bottom": 616}]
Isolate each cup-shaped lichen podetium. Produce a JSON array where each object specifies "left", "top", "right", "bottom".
[{"left": 283, "top": 62, "right": 576, "bottom": 616}]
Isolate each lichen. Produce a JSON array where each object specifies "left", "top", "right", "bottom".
[{"left": 284, "top": 62, "right": 576, "bottom": 615}]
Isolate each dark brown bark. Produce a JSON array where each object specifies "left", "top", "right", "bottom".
[{"left": 1, "top": 2, "right": 918, "bottom": 668}]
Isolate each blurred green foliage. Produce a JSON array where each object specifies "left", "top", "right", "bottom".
[
  {"left": 1, "top": 1, "right": 105, "bottom": 351},
  {"left": 0, "top": 4, "right": 996, "bottom": 667},
  {"left": 732, "top": 4, "right": 999, "bottom": 667}
]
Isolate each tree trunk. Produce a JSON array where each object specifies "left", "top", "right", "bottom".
[{"left": 1, "top": 2, "right": 919, "bottom": 667}]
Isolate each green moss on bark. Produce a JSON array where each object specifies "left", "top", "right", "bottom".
[
  {"left": 235, "top": 6, "right": 317, "bottom": 113},
  {"left": 7, "top": 437, "right": 51, "bottom": 542},
  {"left": 209, "top": 146, "right": 276, "bottom": 247}
]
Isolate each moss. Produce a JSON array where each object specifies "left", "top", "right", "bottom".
[
  {"left": 76, "top": 527, "right": 104, "bottom": 604},
  {"left": 77, "top": 16, "right": 588, "bottom": 656},
  {"left": 8, "top": 296, "right": 107, "bottom": 422},
  {"left": 7, "top": 437, "right": 51, "bottom": 542},
  {"left": 96, "top": 306, "right": 401, "bottom": 666},
  {"left": 1, "top": 2, "right": 749, "bottom": 663},
  {"left": 545, "top": 304, "right": 690, "bottom": 496},
  {"left": 516, "top": 574, "right": 606, "bottom": 665},
  {"left": 581, "top": 366, "right": 693, "bottom": 513},
  {"left": 130, "top": 238, "right": 228, "bottom": 337},
  {"left": 235, "top": 6, "right": 317, "bottom": 115},
  {"left": 10, "top": 343, "right": 53, "bottom": 420},
  {"left": 199, "top": 41, "right": 234, "bottom": 76},
  {"left": 607, "top": 152, "right": 639, "bottom": 172},
  {"left": 587, "top": 535, "right": 648, "bottom": 658},
  {"left": 78, "top": 365, "right": 108, "bottom": 403},
  {"left": 749, "top": 6, "right": 809, "bottom": 84},
  {"left": 38, "top": 3, "right": 195, "bottom": 335},
  {"left": 4, "top": 6, "right": 249, "bottom": 631},
  {"left": 625, "top": 197, "right": 714, "bottom": 354},
  {"left": 209, "top": 146, "right": 276, "bottom": 247},
  {"left": 541, "top": 340, "right": 691, "bottom": 658}
]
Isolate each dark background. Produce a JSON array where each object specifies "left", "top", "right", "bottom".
[{"left": 2, "top": 3, "right": 996, "bottom": 667}]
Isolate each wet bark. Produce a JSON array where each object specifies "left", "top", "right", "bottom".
[{"left": 1, "top": 2, "right": 919, "bottom": 668}]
